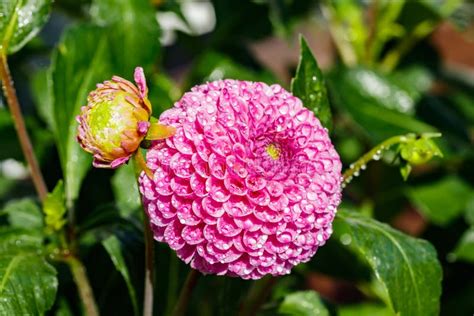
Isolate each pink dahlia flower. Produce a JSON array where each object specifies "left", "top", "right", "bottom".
[{"left": 139, "top": 80, "right": 342, "bottom": 279}]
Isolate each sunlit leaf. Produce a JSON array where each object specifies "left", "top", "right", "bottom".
[
  {"left": 112, "top": 163, "right": 141, "bottom": 218},
  {"left": 338, "top": 303, "right": 394, "bottom": 316},
  {"left": 334, "top": 210, "right": 442, "bottom": 316},
  {"left": 278, "top": 291, "right": 329, "bottom": 316},
  {"left": 0, "top": 228, "right": 57, "bottom": 315},
  {"left": 292, "top": 36, "right": 332, "bottom": 131},
  {"left": 50, "top": 25, "right": 111, "bottom": 205},
  {"left": 90, "top": 0, "right": 161, "bottom": 75},
  {"left": 0, "top": 0, "right": 52, "bottom": 54},
  {"left": 3, "top": 198, "right": 43, "bottom": 229},
  {"left": 102, "top": 235, "right": 138, "bottom": 315},
  {"left": 329, "top": 67, "right": 436, "bottom": 142}
]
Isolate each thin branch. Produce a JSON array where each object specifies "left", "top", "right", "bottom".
[
  {"left": 0, "top": 53, "right": 48, "bottom": 201},
  {"left": 342, "top": 134, "right": 415, "bottom": 186},
  {"left": 172, "top": 269, "right": 200, "bottom": 316}
]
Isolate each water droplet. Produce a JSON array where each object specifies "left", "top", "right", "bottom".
[{"left": 340, "top": 233, "right": 352, "bottom": 245}]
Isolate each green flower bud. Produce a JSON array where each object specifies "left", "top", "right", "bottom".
[{"left": 400, "top": 137, "right": 443, "bottom": 165}]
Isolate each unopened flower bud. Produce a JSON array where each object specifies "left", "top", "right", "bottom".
[
  {"left": 76, "top": 67, "right": 175, "bottom": 168},
  {"left": 400, "top": 137, "right": 442, "bottom": 165}
]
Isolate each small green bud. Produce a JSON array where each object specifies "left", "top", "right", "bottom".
[
  {"left": 400, "top": 136, "right": 443, "bottom": 165},
  {"left": 43, "top": 180, "right": 67, "bottom": 231}
]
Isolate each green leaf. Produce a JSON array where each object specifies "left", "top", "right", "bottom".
[
  {"left": 0, "top": 0, "right": 52, "bottom": 54},
  {"left": 102, "top": 235, "right": 138, "bottom": 316},
  {"left": 451, "top": 227, "right": 474, "bottom": 263},
  {"left": 291, "top": 36, "right": 332, "bottom": 131},
  {"left": 465, "top": 193, "right": 474, "bottom": 226},
  {"left": 111, "top": 163, "right": 141, "bottom": 218},
  {"left": 50, "top": 25, "right": 111, "bottom": 205},
  {"left": 0, "top": 228, "right": 57, "bottom": 315},
  {"left": 31, "top": 68, "right": 54, "bottom": 131},
  {"left": 278, "top": 291, "right": 328, "bottom": 316},
  {"left": 417, "top": 0, "right": 463, "bottom": 18},
  {"left": 334, "top": 67, "right": 428, "bottom": 115},
  {"left": 90, "top": 0, "right": 161, "bottom": 75},
  {"left": 3, "top": 198, "right": 43, "bottom": 229},
  {"left": 43, "top": 180, "right": 67, "bottom": 231},
  {"left": 338, "top": 303, "right": 394, "bottom": 316},
  {"left": 407, "top": 176, "right": 472, "bottom": 226},
  {"left": 334, "top": 210, "right": 442, "bottom": 316},
  {"left": 329, "top": 67, "right": 436, "bottom": 142}
]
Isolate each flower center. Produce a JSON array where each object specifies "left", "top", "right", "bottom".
[{"left": 266, "top": 143, "right": 281, "bottom": 160}]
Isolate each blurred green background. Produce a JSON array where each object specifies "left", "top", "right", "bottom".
[{"left": 1, "top": 0, "right": 474, "bottom": 315}]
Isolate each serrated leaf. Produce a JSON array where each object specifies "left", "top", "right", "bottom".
[
  {"left": 0, "top": 0, "right": 52, "bottom": 54},
  {"left": 278, "top": 291, "right": 329, "bottom": 316},
  {"left": 50, "top": 25, "right": 111, "bottom": 205},
  {"left": 291, "top": 36, "right": 332, "bottom": 131},
  {"left": 3, "top": 198, "right": 43, "bottom": 229},
  {"left": 399, "top": 163, "right": 412, "bottom": 181},
  {"left": 407, "top": 176, "right": 471, "bottom": 226},
  {"left": 0, "top": 228, "right": 57, "bottom": 315},
  {"left": 43, "top": 180, "right": 67, "bottom": 231},
  {"left": 334, "top": 210, "right": 442, "bottom": 316},
  {"left": 102, "top": 235, "right": 138, "bottom": 316}
]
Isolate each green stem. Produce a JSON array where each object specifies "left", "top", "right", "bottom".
[
  {"left": 172, "top": 269, "right": 200, "bottom": 316},
  {"left": 67, "top": 257, "right": 99, "bottom": 316},
  {"left": 0, "top": 53, "right": 48, "bottom": 201},
  {"left": 133, "top": 151, "right": 155, "bottom": 316},
  {"left": 342, "top": 134, "right": 416, "bottom": 186},
  {"left": 165, "top": 254, "right": 180, "bottom": 315},
  {"left": 238, "top": 276, "right": 276, "bottom": 316},
  {"left": 142, "top": 214, "right": 155, "bottom": 316}
]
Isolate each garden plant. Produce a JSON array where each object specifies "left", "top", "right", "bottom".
[{"left": 0, "top": 0, "right": 473, "bottom": 315}]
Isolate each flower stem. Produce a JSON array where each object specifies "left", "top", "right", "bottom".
[
  {"left": 0, "top": 53, "right": 48, "bottom": 201},
  {"left": 238, "top": 276, "right": 276, "bottom": 316},
  {"left": 142, "top": 214, "right": 155, "bottom": 316},
  {"left": 342, "top": 134, "right": 415, "bottom": 186},
  {"left": 67, "top": 257, "right": 99, "bottom": 316},
  {"left": 172, "top": 269, "right": 200, "bottom": 316},
  {"left": 133, "top": 151, "right": 155, "bottom": 316}
]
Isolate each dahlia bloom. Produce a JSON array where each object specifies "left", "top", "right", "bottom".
[
  {"left": 139, "top": 80, "right": 342, "bottom": 279},
  {"left": 77, "top": 67, "right": 174, "bottom": 168}
]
